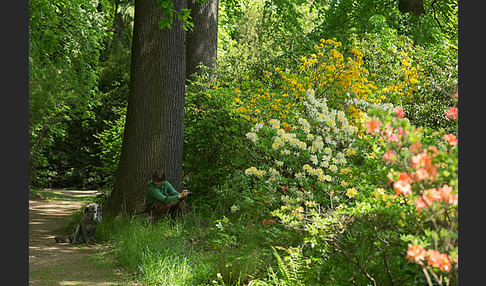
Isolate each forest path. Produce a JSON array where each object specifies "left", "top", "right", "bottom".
[{"left": 29, "top": 190, "right": 140, "bottom": 286}]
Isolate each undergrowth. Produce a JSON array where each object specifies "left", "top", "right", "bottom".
[{"left": 96, "top": 211, "right": 274, "bottom": 285}]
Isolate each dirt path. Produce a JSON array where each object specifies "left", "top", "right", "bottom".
[{"left": 29, "top": 190, "right": 139, "bottom": 286}]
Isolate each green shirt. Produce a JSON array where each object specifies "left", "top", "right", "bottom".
[{"left": 145, "top": 180, "right": 180, "bottom": 206}]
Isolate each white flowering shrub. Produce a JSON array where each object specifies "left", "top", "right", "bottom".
[{"left": 244, "top": 88, "right": 360, "bottom": 202}]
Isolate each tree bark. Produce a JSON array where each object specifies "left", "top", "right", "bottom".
[
  {"left": 105, "top": 0, "right": 186, "bottom": 215},
  {"left": 398, "top": 0, "right": 425, "bottom": 16},
  {"left": 186, "top": 0, "right": 218, "bottom": 80}
]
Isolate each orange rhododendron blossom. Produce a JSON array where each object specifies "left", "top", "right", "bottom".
[
  {"left": 393, "top": 179, "right": 411, "bottom": 196},
  {"left": 438, "top": 184, "right": 458, "bottom": 205},
  {"left": 262, "top": 219, "right": 276, "bottom": 227},
  {"left": 445, "top": 107, "right": 458, "bottom": 120},
  {"left": 398, "top": 171, "right": 413, "bottom": 182},
  {"left": 393, "top": 172, "right": 413, "bottom": 196},
  {"left": 415, "top": 185, "right": 458, "bottom": 211},
  {"left": 443, "top": 133, "right": 458, "bottom": 146},
  {"left": 365, "top": 118, "right": 382, "bottom": 135},
  {"left": 409, "top": 141, "right": 422, "bottom": 155},
  {"left": 411, "top": 152, "right": 431, "bottom": 169},
  {"left": 415, "top": 196, "right": 429, "bottom": 211},
  {"left": 427, "top": 188, "right": 443, "bottom": 202},
  {"left": 415, "top": 168, "right": 430, "bottom": 181},
  {"left": 411, "top": 148, "right": 439, "bottom": 181},
  {"left": 394, "top": 107, "right": 406, "bottom": 118},
  {"left": 426, "top": 146, "right": 439, "bottom": 157},
  {"left": 406, "top": 244, "right": 427, "bottom": 262},
  {"left": 426, "top": 249, "right": 452, "bottom": 272}
]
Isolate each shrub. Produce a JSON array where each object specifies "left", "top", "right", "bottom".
[{"left": 233, "top": 37, "right": 457, "bottom": 285}]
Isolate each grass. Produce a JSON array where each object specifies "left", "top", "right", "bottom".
[
  {"left": 96, "top": 210, "right": 274, "bottom": 286},
  {"left": 30, "top": 187, "right": 278, "bottom": 285}
]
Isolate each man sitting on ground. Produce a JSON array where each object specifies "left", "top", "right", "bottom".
[{"left": 144, "top": 170, "right": 190, "bottom": 220}]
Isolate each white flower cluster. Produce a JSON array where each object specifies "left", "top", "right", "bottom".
[
  {"left": 246, "top": 132, "right": 258, "bottom": 143},
  {"left": 304, "top": 88, "right": 358, "bottom": 146},
  {"left": 345, "top": 96, "right": 396, "bottom": 112},
  {"left": 245, "top": 122, "right": 264, "bottom": 144},
  {"left": 303, "top": 164, "right": 332, "bottom": 182},
  {"left": 244, "top": 88, "right": 361, "bottom": 187}
]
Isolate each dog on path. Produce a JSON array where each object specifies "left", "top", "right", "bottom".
[{"left": 55, "top": 203, "right": 102, "bottom": 244}]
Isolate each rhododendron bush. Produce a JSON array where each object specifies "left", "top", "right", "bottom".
[
  {"left": 185, "top": 35, "right": 457, "bottom": 284},
  {"left": 234, "top": 38, "right": 458, "bottom": 285},
  {"left": 366, "top": 101, "right": 458, "bottom": 285}
]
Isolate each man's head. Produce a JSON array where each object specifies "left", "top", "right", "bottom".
[{"left": 152, "top": 170, "right": 166, "bottom": 187}]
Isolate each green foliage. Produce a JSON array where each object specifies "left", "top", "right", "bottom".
[
  {"left": 29, "top": 0, "right": 134, "bottom": 189},
  {"left": 157, "top": 0, "right": 205, "bottom": 31},
  {"left": 183, "top": 67, "right": 255, "bottom": 208},
  {"left": 348, "top": 30, "right": 457, "bottom": 132},
  {"left": 30, "top": 0, "right": 458, "bottom": 284},
  {"left": 29, "top": 0, "right": 112, "bottom": 187},
  {"left": 312, "top": 0, "right": 458, "bottom": 48},
  {"left": 94, "top": 107, "right": 127, "bottom": 190}
]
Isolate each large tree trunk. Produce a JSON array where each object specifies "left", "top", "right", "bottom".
[
  {"left": 105, "top": 0, "right": 186, "bottom": 215},
  {"left": 186, "top": 0, "right": 218, "bottom": 80}
]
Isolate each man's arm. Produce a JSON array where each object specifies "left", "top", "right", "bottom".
[
  {"left": 147, "top": 184, "right": 179, "bottom": 204},
  {"left": 164, "top": 181, "right": 190, "bottom": 200},
  {"left": 164, "top": 181, "right": 181, "bottom": 196}
]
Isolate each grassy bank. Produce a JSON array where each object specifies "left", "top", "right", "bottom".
[{"left": 96, "top": 211, "right": 275, "bottom": 286}]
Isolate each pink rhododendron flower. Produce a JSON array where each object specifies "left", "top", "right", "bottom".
[
  {"left": 383, "top": 150, "right": 397, "bottom": 165},
  {"left": 381, "top": 125, "right": 401, "bottom": 146},
  {"left": 394, "top": 107, "right": 405, "bottom": 118},
  {"left": 445, "top": 107, "right": 458, "bottom": 120}
]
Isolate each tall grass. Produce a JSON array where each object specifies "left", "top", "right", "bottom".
[
  {"left": 96, "top": 214, "right": 216, "bottom": 285},
  {"left": 96, "top": 211, "right": 273, "bottom": 285}
]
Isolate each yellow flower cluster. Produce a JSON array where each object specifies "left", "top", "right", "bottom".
[
  {"left": 244, "top": 166, "right": 266, "bottom": 177},
  {"left": 231, "top": 86, "right": 296, "bottom": 123},
  {"left": 299, "top": 39, "right": 379, "bottom": 104},
  {"left": 346, "top": 187, "right": 358, "bottom": 198},
  {"left": 378, "top": 52, "right": 424, "bottom": 103}
]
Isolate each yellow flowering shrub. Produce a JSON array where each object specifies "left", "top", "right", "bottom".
[{"left": 230, "top": 38, "right": 423, "bottom": 137}]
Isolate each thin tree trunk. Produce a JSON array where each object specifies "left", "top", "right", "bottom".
[
  {"left": 105, "top": 0, "right": 186, "bottom": 215},
  {"left": 186, "top": 0, "right": 218, "bottom": 80}
]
